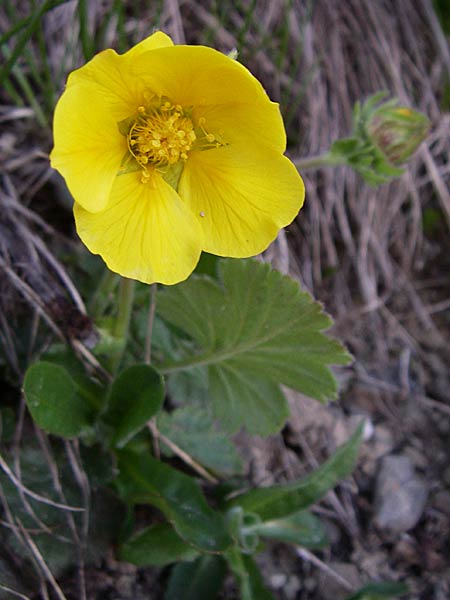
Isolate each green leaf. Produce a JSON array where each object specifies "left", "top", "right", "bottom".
[
  {"left": 229, "top": 423, "right": 364, "bottom": 520},
  {"left": 23, "top": 361, "right": 95, "bottom": 438},
  {"left": 116, "top": 450, "right": 232, "bottom": 552},
  {"left": 40, "top": 347, "right": 104, "bottom": 408},
  {"left": 158, "top": 406, "right": 244, "bottom": 476},
  {"left": 0, "top": 441, "right": 121, "bottom": 576},
  {"left": 226, "top": 548, "right": 275, "bottom": 600},
  {"left": 253, "top": 510, "right": 328, "bottom": 548},
  {"left": 344, "top": 582, "right": 409, "bottom": 600},
  {"left": 79, "top": 443, "right": 116, "bottom": 486},
  {"left": 165, "top": 556, "right": 227, "bottom": 600},
  {"left": 120, "top": 523, "right": 199, "bottom": 567},
  {"left": 194, "top": 252, "right": 220, "bottom": 278},
  {"left": 225, "top": 507, "right": 262, "bottom": 554},
  {"left": 103, "top": 364, "right": 164, "bottom": 448},
  {"left": 157, "top": 259, "right": 351, "bottom": 435}
]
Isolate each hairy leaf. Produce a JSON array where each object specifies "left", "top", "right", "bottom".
[
  {"left": 345, "top": 582, "right": 409, "bottom": 600},
  {"left": 165, "top": 556, "right": 227, "bottom": 600},
  {"left": 120, "top": 523, "right": 198, "bottom": 567},
  {"left": 116, "top": 450, "right": 232, "bottom": 552},
  {"left": 158, "top": 406, "right": 243, "bottom": 476},
  {"left": 229, "top": 423, "right": 364, "bottom": 519},
  {"left": 254, "top": 510, "right": 328, "bottom": 548},
  {"left": 103, "top": 364, "right": 164, "bottom": 447},
  {"left": 226, "top": 548, "right": 275, "bottom": 600},
  {"left": 157, "top": 259, "right": 351, "bottom": 434}
]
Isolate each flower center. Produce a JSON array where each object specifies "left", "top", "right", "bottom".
[
  {"left": 119, "top": 96, "right": 222, "bottom": 185},
  {"left": 128, "top": 101, "right": 197, "bottom": 171}
]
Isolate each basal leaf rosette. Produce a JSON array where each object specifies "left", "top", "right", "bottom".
[{"left": 50, "top": 32, "right": 305, "bottom": 285}]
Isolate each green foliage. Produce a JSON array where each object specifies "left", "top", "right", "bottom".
[
  {"left": 165, "top": 556, "right": 228, "bottom": 600},
  {"left": 226, "top": 548, "right": 275, "bottom": 600},
  {"left": 120, "top": 523, "right": 198, "bottom": 567},
  {"left": 0, "top": 442, "right": 123, "bottom": 577},
  {"left": 250, "top": 509, "right": 328, "bottom": 548},
  {"left": 23, "top": 361, "right": 96, "bottom": 438},
  {"left": 345, "top": 582, "right": 409, "bottom": 600},
  {"left": 103, "top": 364, "right": 164, "bottom": 448},
  {"left": 158, "top": 259, "right": 351, "bottom": 434},
  {"left": 158, "top": 406, "right": 244, "bottom": 476},
  {"left": 229, "top": 422, "right": 363, "bottom": 519},
  {"left": 116, "top": 449, "right": 232, "bottom": 552}
]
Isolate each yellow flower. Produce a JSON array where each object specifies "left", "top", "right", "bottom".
[{"left": 50, "top": 32, "right": 305, "bottom": 284}]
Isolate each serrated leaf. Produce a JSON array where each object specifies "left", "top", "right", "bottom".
[
  {"left": 120, "top": 523, "right": 198, "bottom": 567},
  {"left": 226, "top": 548, "right": 275, "bottom": 600},
  {"left": 165, "top": 556, "right": 227, "bottom": 600},
  {"left": 116, "top": 450, "right": 232, "bottom": 553},
  {"left": 23, "top": 361, "right": 95, "bottom": 438},
  {"left": 103, "top": 364, "right": 164, "bottom": 448},
  {"left": 254, "top": 510, "right": 328, "bottom": 548},
  {"left": 344, "top": 582, "right": 408, "bottom": 600},
  {"left": 229, "top": 423, "right": 364, "bottom": 520},
  {"left": 158, "top": 406, "right": 243, "bottom": 476},
  {"left": 157, "top": 259, "right": 351, "bottom": 435}
]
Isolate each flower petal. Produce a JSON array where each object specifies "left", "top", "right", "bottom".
[
  {"left": 50, "top": 83, "right": 126, "bottom": 213},
  {"left": 124, "top": 31, "right": 173, "bottom": 59},
  {"left": 65, "top": 33, "right": 173, "bottom": 122},
  {"left": 179, "top": 144, "right": 305, "bottom": 257},
  {"left": 73, "top": 171, "right": 203, "bottom": 284},
  {"left": 192, "top": 101, "right": 285, "bottom": 152},
  {"left": 66, "top": 49, "right": 143, "bottom": 121},
  {"left": 132, "top": 46, "right": 286, "bottom": 151}
]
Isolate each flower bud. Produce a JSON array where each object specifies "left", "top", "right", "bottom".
[{"left": 367, "top": 106, "right": 430, "bottom": 166}]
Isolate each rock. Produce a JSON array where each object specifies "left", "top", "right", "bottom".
[
  {"left": 432, "top": 491, "right": 450, "bottom": 517},
  {"left": 270, "top": 573, "right": 287, "bottom": 589},
  {"left": 443, "top": 466, "right": 450, "bottom": 486},
  {"left": 360, "top": 424, "right": 396, "bottom": 478},
  {"left": 316, "top": 561, "right": 361, "bottom": 600},
  {"left": 284, "top": 575, "right": 301, "bottom": 599},
  {"left": 374, "top": 454, "right": 429, "bottom": 533},
  {"left": 333, "top": 414, "right": 372, "bottom": 447}
]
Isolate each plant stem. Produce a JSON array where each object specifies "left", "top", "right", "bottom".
[
  {"left": 144, "top": 284, "right": 157, "bottom": 365},
  {"left": 109, "top": 277, "right": 135, "bottom": 374},
  {"left": 89, "top": 269, "right": 119, "bottom": 319},
  {"left": 293, "top": 152, "right": 338, "bottom": 171}
]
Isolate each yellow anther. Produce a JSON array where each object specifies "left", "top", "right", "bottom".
[{"left": 126, "top": 96, "right": 222, "bottom": 179}]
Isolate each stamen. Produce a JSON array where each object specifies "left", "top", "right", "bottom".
[{"left": 124, "top": 98, "right": 224, "bottom": 183}]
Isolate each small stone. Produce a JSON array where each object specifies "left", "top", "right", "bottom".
[
  {"left": 333, "top": 415, "right": 370, "bottom": 447},
  {"left": 304, "top": 576, "right": 316, "bottom": 591},
  {"left": 317, "top": 562, "right": 361, "bottom": 600},
  {"left": 443, "top": 466, "right": 450, "bottom": 486},
  {"left": 372, "top": 425, "right": 395, "bottom": 459},
  {"left": 270, "top": 573, "right": 287, "bottom": 589},
  {"left": 374, "top": 454, "right": 429, "bottom": 533},
  {"left": 284, "top": 575, "right": 301, "bottom": 599},
  {"left": 432, "top": 490, "right": 450, "bottom": 516},
  {"left": 323, "top": 519, "right": 341, "bottom": 545}
]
